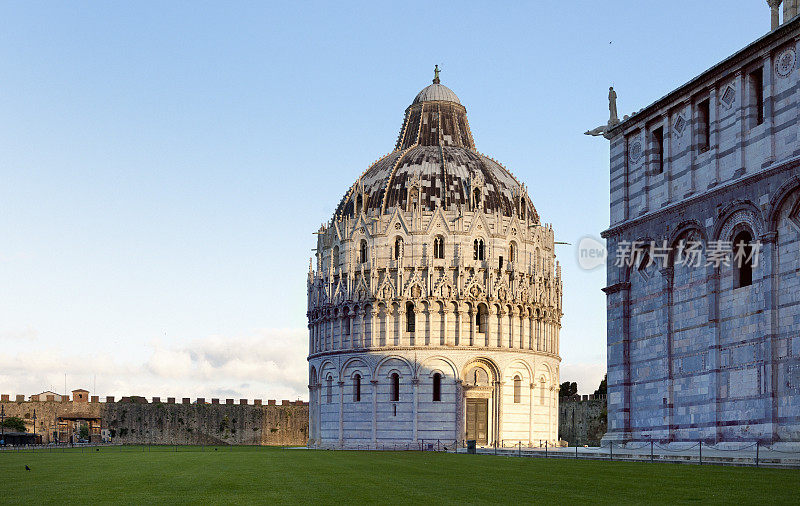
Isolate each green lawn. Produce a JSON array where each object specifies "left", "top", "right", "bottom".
[{"left": 0, "top": 446, "right": 796, "bottom": 504}]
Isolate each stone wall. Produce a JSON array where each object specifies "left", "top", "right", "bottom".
[
  {"left": 0, "top": 396, "right": 308, "bottom": 446},
  {"left": 558, "top": 398, "right": 607, "bottom": 446}
]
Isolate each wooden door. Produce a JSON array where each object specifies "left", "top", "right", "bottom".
[{"left": 466, "top": 398, "right": 488, "bottom": 444}]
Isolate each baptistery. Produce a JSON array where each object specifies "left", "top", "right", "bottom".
[{"left": 307, "top": 70, "right": 562, "bottom": 448}]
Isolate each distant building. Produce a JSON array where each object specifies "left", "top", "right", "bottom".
[
  {"left": 72, "top": 389, "right": 89, "bottom": 402},
  {"left": 307, "top": 70, "right": 563, "bottom": 448},
  {"left": 32, "top": 391, "right": 63, "bottom": 402},
  {"left": 599, "top": 5, "right": 800, "bottom": 443}
]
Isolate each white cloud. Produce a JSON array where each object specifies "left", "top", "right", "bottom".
[
  {"left": 0, "top": 328, "right": 309, "bottom": 401},
  {"left": 560, "top": 362, "right": 606, "bottom": 395},
  {"left": 0, "top": 327, "right": 38, "bottom": 342}
]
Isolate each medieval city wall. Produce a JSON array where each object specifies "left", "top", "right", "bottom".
[
  {"left": 0, "top": 395, "right": 308, "bottom": 446},
  {"left": 558, "top": 398, "right": 606, "bottom": 446}
]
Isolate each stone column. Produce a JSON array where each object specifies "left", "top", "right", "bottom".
[
  {"left": 337, "top": 314, "right": 344, "bottom": 350},
  {"left": 708, "top": 258, "right": 722, "bottom": 442},
  {"left": 455, "top": 310, "right": 463, "bottom": 346},
  {"left": 784, "top": 0, "right": 795, "bottom": 22},
  {"left": 769, "top": 0, "right": 781, "bottom": 30},
  {"left": 496, "top": 308, "right": 504, "bottom": 348},
  {"left": 370, "top": 308, "right": 378, "bottom": 348},
  {"left": 687, "top": 100, "right": 696, "bottom": 197},
  {"left": 509, "top": 310, "right": 515, "bottom": 348},
  {"left": 763, "top": 53, "right": 776, "bottom": 163},
  {"left": 544, "top": 321, "right": 549, "bottom": 353},
  {"left": 384, "top": 308, "right": 392, "bottom": 348},
  {"left": 643, "top": 131, "right": 651, "bottom": 213},
  {"left": 469, "top": 308, "right": 476, "bottom": 346},
  {"left": 443, "top": 304, "right": 451, "bottom": 346},
  {"left": 795, "top": 37, "right": 800, "bottom": 156},
  {"left": 664, "top": 112, "right": 673, "bottom": 203},
  {"left": 412, "top": 378, "right": 419, "bottom": 443},
  {"left": 338, "top": 380, "right": 344, "bottom": 447},
  {"left": 550, "top": 385, "right": 557, "bottom": 442},
  {"left": 425, "top": 304, "right": 431, "bottom": 346},
  {"left": 555, "top": 324, "right": 560, "bottom": 355},
  {"left": 455, "top": 380, "right": 465, "bottom": 443},
  {"left": 357, "top": 309, "right": 364, "bottom": 348},
  {"left": 528, "top": 382, "right": 535, "bottom": 444},
  {"left": 307, "top": 385, "right": 315, "bottom": 445},
  {"left": 324, "top": 316, "right": 330, "bottom": 351},
  {"left": 709, "top": 86, "right": 720, "bottom": 185},
  {"left": 371, "top": 379, "right": 378, "bottom": 446},
  {"left": 397, "top": 303, "right": 404, "bottom": 347},
  {"left": 662, "top": 266, "right": 675, "bottom": 441},
  {"left": 485, "top": 308, "right": 494, "bottom": 348},
  {"left": 495, "top": 381, "right": 504, "bottom": 446},
  {"left": 761, "top": 231, "right": 778, "bottom": 440}
]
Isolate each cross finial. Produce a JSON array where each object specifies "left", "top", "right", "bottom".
[{"left": 433, "top": 65, "right": 440, "bottom": 84}]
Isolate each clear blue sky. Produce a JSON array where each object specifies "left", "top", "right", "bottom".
[{"left": 0, "top": 1, "right": 768, "bottom": 399}]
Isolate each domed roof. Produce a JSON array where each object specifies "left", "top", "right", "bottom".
[
  {"left": 335, "top": 69, "right": 538, "bottom": 223},
  {"left": 413, "top": 83, "right": 461, "bottom": 104}
]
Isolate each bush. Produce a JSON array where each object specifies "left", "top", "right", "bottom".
[{"left": 1, "top": 416, "right": 26, "bottom": 432}]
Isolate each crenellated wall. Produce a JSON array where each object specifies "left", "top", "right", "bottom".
[
  {"left": 0, "top": 395, "right": 308, "bottom": 445},
  {"left": 559, "top": 397, "right": 607, "bottom": 446}
]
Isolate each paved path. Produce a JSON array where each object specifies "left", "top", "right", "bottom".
[{"left": 458, "top": 443, "right": 800, "bottom": 468}]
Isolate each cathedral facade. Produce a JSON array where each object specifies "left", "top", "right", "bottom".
[
  {"left": 307, "top": 72, "right": 562, "bottom": 448},
  {"left": 601, "top": 7, "right": 800, "bottom": 444}
]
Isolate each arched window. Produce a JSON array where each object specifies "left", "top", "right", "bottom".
[
  {"left": 540, "top": 380, "right": 546, "bottom": 406},
  {"left": 433, "top": 236, "right": 444, "bottom": 259},
  {"left": 433, "top": 373, "right": 442, "bottom": 402},
  {"left": 360, "top": 240, "right": 368, "bottom": 263},
  {"left": 476, "top": 305, "right": 488, "bottom": 334},
  {"left": 473, "top": 239, "right": 485, "bottom": 261},
  {"left": 326, "top": 376, "right": 333, "bottom": 404},
  {"left": 394, "top": 237, "right": 403, "bottom": 260},
  {"left": 513, "top": 375, "right": 522, "bottom": 403},
  {"left": 390, "top": 373, "right": 400, "bottom": 402},
  {"left": 354, "top": 374, "right": 361, "bottom": 402},
  {"left": 332, "top": 246, "right": 340, "bottom": 268},
  {"left": 509, "top": 242, "right": 516, "bottom": 263},
  {"left": 406, "top": 302, "right": 415, "bottom": 333},
  {"left": 473, "top": 188, "right": 481, "bottom": 209},
  {"left": 520, "top": 201, "right": 525, "bottom": 220},
  {"left": 733, "top": 230, "right": 754, "bottom": 288},
  {"left": 356, "top": 194, "right": 363, "bottom": 215}
]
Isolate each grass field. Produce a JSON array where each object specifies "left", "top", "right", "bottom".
[{"left": 1, "top": 446, "right": 798, "bottom": 504}]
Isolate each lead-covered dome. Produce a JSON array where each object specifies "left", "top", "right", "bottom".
[
  {"left": 335, "top": 70, "right": 538, "bottom": 224},
  {"left": 413, "top": 83, "right": 461, "bottom": 104}
]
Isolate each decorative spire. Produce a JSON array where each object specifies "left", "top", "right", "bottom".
[{"left": 433, "top": 64, "right": 440, "bottom": 84}]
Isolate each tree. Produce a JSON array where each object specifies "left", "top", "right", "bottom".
[
  {"left": 79, "top": 424, "right": 90, "bottom": 440},
  {"left": 594, "top": 374, "right": 607, "bottom": 397},
  {"left": 1, "top": 416, "right": 27, "bottom": 432},
  {"left": 559, "top": 381, "right": 577, "bottom": 398}
]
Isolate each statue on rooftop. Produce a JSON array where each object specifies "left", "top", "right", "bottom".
[{"left": 608, "top": 86, "right": 619, "bottom": 125}]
